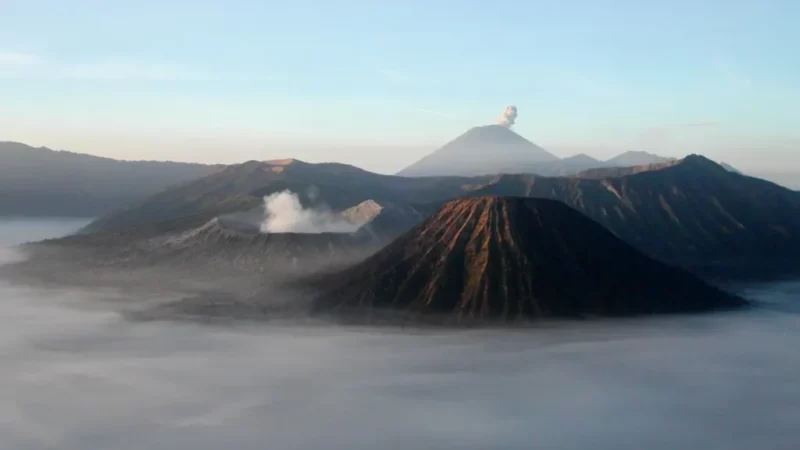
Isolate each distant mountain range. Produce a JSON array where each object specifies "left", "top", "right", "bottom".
[
  {"left": 79, "top": 152, "right": 800, "bottom": 280},
  {"left": 2, "top": 131, "right": 793, "bottom": 221},
  {"left": 605, "top": 150, "right": 675, "bottom": 167},
  {"left": 501, "top": 154, "right": 607, "bottom": 177},
  {"left": 0, "top": 142, "right": 219, "bottom": 217},
  {"left": 398, "top": 138, "right": 674, "bottom": 177},
  {"left": 81, "top": 158, "right": 484, "bottom": 234},
  {"left": 312, "top": 197, "right": 743, "bottom": 320},
  {"left": 463, "top": 155, "right": 800, "bottom": 276},
  {"left": 396, "top": 127, "right": 769, "bottom": 182},
  {"left": 10, "top": 126, "right": 798, "bottom": 324},
  {"left": 396, "top": 125, "right": 678, "bottom": 178},
  {"left": 507, "top": 151, "right": 678, "bottom": 177}
]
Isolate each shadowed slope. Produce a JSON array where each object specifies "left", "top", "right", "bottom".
[
  {"left": 342, "top": 200, "right": 434, "bottom": 242},
  {"left": 466, "top": 156, "right": 800, "bottom": 275},
  {"left": 157, "top": 218, "right": 374, "bottom": 273},
  {"left": 75, "top": 154, "right": 800, "bottom": 280},
  {"left": 314, "top": 197, "right": 744, "bottom": 320},
  {"left": 23, "top": 216, "right": 379, "bottom": 286},
  {"left": 0, "top": 141, "right": 218, "bottom": 217},
  {"left": 83, "top": 158, "right": 483, "bottom": 234}
]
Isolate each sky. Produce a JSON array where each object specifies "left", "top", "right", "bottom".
[{"left": 0, "top": 0, "right": 798, "bottom": 175}]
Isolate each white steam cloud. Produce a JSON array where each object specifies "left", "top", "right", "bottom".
[
  {"left": 260, "top": 190, "right": 360, "bottom": 234},
  {"left": 497, "top": 105, "right": 518, "bottom": 127}
]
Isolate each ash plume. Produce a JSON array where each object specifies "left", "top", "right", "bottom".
[
  {"left": 497, "top": 105, "right": 518, "bottom": 127},
  {"left": 260, "top": 190, "right": 360, "bottom": 234}
]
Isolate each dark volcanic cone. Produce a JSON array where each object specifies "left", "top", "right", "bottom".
[{"left": 313, "top": 196, "right": 744, "bottom": 320}]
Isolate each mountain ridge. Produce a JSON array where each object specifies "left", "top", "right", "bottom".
[
  {"left": 74, "top": 153, "right": 800, "bottom": 280},
  {"left": 0, "top": 141, "right": 219, "bottom": 217},
  {"left": 396, "top": 125, "right": 679, "bottom": 178},
  {"left": 81, "top": 158, "right": 486, "bottom": 234},
  {"left": 464, "top": 155, "right": 800, "bottom": 275}
]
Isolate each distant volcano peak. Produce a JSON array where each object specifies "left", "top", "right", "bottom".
[{"left": 397, "top": 125, "right": 558, "bottom": 177}]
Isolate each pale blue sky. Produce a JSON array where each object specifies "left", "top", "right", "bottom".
[{"left": 0, "top": 0, "right": 798, "bottom": 174}]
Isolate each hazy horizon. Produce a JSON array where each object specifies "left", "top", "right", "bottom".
[
  {"left": 2, "top": 137, "right": 797, "bottom": 190},
  {"left": 1, "top": 1, "right": 798, "bottom": 175}
]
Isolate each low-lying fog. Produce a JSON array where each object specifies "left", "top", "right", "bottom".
[{"left": 2, "top": 219, "right": 800, "bottom": 450}]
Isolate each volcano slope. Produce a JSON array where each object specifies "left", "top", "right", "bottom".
[
  {"left": 81, "top": 158, "right": 484, "bottom": 235},
  {"left": 22, "top": 216, "right": 376, "bottom": 279},
  {"left": 157, "top": 217, "right": 376, "bottom": 275},
  {"left": 465, "top": 155, "right": 800, "bottom": 278},
  {"left": 397, "top": 124, "right": 558, "bottom": 177},
  {"left": 312, "top": 197, "right": 744, "bottom": 321}
]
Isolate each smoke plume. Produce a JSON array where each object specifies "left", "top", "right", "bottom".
[
  {"left": 497, "top": 105, "right": 518, "bottom": 127},
  {"left": 260, "top": 190, "right": 360, "bottom": 234}
]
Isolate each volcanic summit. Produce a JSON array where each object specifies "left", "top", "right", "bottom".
[
  {"left": 397, "top": 124, "right": 558, "bottom": 177},
  {"left": 313, "top": 196, "right": 744, "bottom": 320}
]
